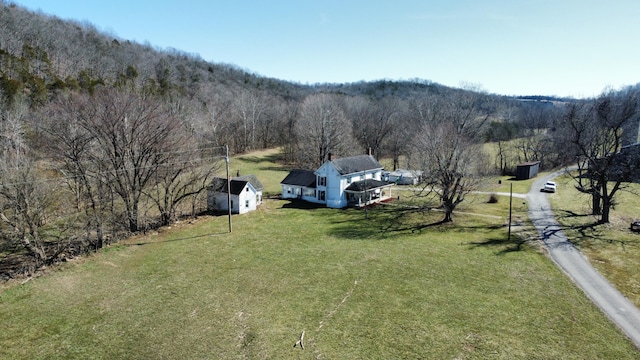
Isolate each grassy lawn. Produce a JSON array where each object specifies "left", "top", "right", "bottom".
[
  {"left": 0, "top": 151, "right": 638, "bottom": 358},
  {"left": 548, "top": 173, "right": 640, "bottom": 308},
  {"left": 231, "top": 148, "right": 291, "bottom": 196}
]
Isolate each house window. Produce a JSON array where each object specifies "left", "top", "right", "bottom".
[
  {"left": 318, "top": 176, "right": 326, "bottom": 186},
  {"left": 318, "top": 191, "right": 326, "bottom": 201},
  {"left": 347, "top": 177, "right": 351, "bottom": 183},
  {"left": 245, "top": 200, "right": 249, "bottom": 208},
  {"left": 303, "top": 188, "right": 316, "bottom": 197}
]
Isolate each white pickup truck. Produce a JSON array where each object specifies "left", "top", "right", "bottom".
[{"left": 542, "top": 181, "right": 557, "bottom": 193}]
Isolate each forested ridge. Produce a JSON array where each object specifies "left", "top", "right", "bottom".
[
  {"left": 0, "top": 1, "right": 561, "bottom": 157},
  {"left": 1, "top": 1, "right": 639, "bottom": 277}
]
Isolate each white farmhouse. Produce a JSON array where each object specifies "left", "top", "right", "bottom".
[{"left": 281, "top": 153, "right": 394, "bottom": 208}]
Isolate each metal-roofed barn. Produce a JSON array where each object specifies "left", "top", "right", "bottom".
[{"left": 515, "top": 161, "right": 540, "bottom": 180}]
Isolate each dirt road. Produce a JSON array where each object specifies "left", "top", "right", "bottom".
[{"left": 528, "top": 170, "right": 640, "bottom": 349}]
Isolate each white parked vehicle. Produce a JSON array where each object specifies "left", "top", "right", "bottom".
[{"left": 542, "top": 181, "right": 557, "bottom": 193}]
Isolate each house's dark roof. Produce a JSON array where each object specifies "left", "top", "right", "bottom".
[
  {"left": 235, "top": 174, "right": 264, "bottom": 191},
  {"left": 280, "top": 169, "right": 316, "bottom": 187},
  {"left": 209, "top": 177, "right": 249, "bottom": 195},
  {"left": 344, "top": 179, "right": 393, "bottom": 192},
  {"left": 331, "top": 155, "right": 383, "bottom": 175},
  {"left": 210, "top": 174, "right": 263, "bottom": 195}
]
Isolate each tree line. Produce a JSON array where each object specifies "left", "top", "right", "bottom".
[{"left": 1, "top": 1, "right": 639, "bottom": 277}]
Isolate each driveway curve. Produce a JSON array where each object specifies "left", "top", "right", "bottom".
[{"left": 528, "top": 170, "right": 640, "bottom": 349}]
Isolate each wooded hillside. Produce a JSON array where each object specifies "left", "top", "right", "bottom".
[
  {"left": 2, "top": 1, "right": 638, "bottom": 277},
  {"left": 0, "top": 1, "right": 566, "bottom": 162}
]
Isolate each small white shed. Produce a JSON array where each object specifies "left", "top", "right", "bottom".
[{"left": 208, "top": 175, "right": 263, "bottom": 214}]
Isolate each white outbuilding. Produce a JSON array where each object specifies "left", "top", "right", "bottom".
[
  {"left": 383, "top": 169, "right": 422, "bottom": 185},
  {"left": 208, "top": 175, "right": 263, "bottom": 214}
]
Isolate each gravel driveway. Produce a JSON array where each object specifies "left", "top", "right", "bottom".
[{"left": 528, "top": 170, "right": 640, "bottom": 349}]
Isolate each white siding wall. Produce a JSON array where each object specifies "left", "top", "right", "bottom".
[
  {"left": 325, "top": 165, "right": 346, "bottom": 208},
  {"left": 210, "top": 184, "right": 261, "bottom": 214},
  {"left": 237, "top": 187, "right": 256, "bottom": 214},
  {"left": 212, "top": 193, "right": 239, "bottom": 213},
  {"left": 281, "top": 185, "right": 300, "bottom": 199}
]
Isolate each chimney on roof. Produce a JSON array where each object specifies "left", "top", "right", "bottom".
[
  {"left": 328, "top": 152, "right": 333, "bottom": 161},
  {"left": 367, "top": 147, "right": 373, "bottom": 156}
]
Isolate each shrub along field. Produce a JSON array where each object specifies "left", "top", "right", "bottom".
[{"left": 0, "top": 151, "right": 638, "bottom": 358}]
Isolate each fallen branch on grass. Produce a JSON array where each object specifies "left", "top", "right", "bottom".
[{"left": 293, "top": 331, "right": 305, "bottom": 349}]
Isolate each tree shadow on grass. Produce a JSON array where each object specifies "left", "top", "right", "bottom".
[
  {"left": 126, "top": 212, "right": 234, "bottom": 246},
  {"left": 126, "top": 231, "right": 231, "bottom": 246},
  {"left": 556, "top": 209, "right": 592, "bottom": 220},
  {"left": 327, "top": 205, "right": 450, "bottom": 241},
  {"left": 432, "top": 220, "right": 532, "bottom": 255},
  {"left": 551, "top": 207, "right": 640, "bottom": 248},
  {"left": 280, "top": 199, "right": 326, "bottom": 210},
  {"left": 260, "top": 166, "right": 290, "bottom": 172},
  {"left": 236, "top": 152, "right": 283, "bottom": 164},
  {"left": 465, "top": 236, "right": 530, "bottom": 255},
  {"left": 234, "top": 152, "right": 289, "bottom": 173},
  {"left": 567, "top": 220, "right": 640, "bottom": 249}
]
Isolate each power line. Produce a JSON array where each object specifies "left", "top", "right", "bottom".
[{"left": 0, "top": 144, "right": 230, "bottom": 188}]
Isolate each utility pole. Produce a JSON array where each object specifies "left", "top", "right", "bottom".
[
  {"left": 225, "top": 145, "right": 232, "bottom": 233},
  {"left": 508, "top": 182, "right": 513, "bottom": 241}
]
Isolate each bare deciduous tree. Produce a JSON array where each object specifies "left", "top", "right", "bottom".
[
  {"left": 346, "top": 96, "right": 397, "bottom": 159},
  {"left": 295, "top": 93, "right": 355, "bottom": 169},
  {"left": 43, "top": 93, "right": 114, "bottom": 249},
  {"left": 414, "top": 122, "right": 486, "bottom": 222},
  {"left": 0, "top": 98, "right": 62, "bottom": 268},
  {"left": 413, "top": 92, "right": 490, "bottom": 223},
  {"left": 0, "top": 155, "right": 51, "bottom": 269},
  {"left": 231, "top": 88, "right": 267, "bottom": 152},
  {"left": 143, "top": 143, "right": 221, "bottom": 227},
  {"left": 562, "top": 87, "right": 640, "bottom": 223},
  {"left": 279, "top": 99, "right": 300, "bottom": 164},
  {"left": 48, "top": 89, "right": 182, "bottom": 232}
]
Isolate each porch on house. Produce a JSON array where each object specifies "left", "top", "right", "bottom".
[{"left": 344, "top": 179, "right": 395, "bottom": 208}]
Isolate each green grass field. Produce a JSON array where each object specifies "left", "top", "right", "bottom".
[{"left": 0, "top": 151, "right": 638, "bottom": 358}]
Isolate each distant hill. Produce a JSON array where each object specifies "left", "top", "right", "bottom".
[
  {"left": 513, "top": 95, "right": 574, "bottom": 105},
  {"left": 0, "top": 0, "right": 583, "bottom": 160},
  {"left": 0, "top": 1, "right": 310, "bottom": 105},
  {"left": 0, "top": 1, "right": 542, "bottom": 108}
]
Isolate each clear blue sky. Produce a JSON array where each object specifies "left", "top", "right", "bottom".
[{"left": 11, "top": 0, "right": 640, "bottom": 98}]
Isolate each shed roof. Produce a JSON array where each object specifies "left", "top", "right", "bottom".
[
  {"left": 235, "top": 174, "right": 264, "bottom": 191},
  {"left": 331, "top": 155, "right": 383, "bottom": 175},
  {"left": 281, "top": 169, "right": 316, "bottom": 187},
  {"left": 517, "top": 161, "right": 540, "bottom": 167},
  {"left": 209, "top": 177, "right": 250, "bottom": 195}
]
